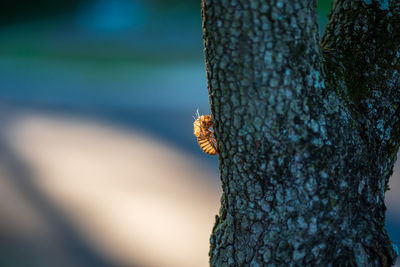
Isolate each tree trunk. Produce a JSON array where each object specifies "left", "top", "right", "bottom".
[{"left": 201, "top": 0, "right": 400, "bottom": 265}]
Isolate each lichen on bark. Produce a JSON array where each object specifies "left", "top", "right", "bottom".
[{"left": 202, "top": 0, "right": 400, "bottom": 266}]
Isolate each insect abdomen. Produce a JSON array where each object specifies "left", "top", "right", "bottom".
[{"left": 197, "top": 137, "right": 218, "bottom": 155}]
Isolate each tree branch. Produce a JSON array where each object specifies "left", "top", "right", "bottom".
[{"left": 322, "top": 0, "right": 400, "bottom": 148}]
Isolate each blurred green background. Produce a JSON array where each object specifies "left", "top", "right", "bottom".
[{"left": 0, "top": 1, "right": 398, "bottom": 266}]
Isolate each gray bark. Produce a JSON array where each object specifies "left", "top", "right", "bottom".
[{"left": 201, "top": 0, "right": 400, "bottom": 266}]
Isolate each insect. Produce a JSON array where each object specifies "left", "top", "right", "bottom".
[{"left": 193, "top": 110, "right": 218, "bottom": 155}]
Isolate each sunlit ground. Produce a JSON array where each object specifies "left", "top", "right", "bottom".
[{"left": 0, "top": 107, "right": 220, "bottom": 267}]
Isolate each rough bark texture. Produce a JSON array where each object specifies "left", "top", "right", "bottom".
[{"left": 202, "top": 0, "right": 400, "bottom": 266}]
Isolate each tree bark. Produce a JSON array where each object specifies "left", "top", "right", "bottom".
[{"left": 201, "top": 0, "right": 400, "bottom": 266}]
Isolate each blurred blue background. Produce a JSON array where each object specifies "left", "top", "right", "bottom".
[{"left": 0, "top": 0, "right": 398, "bottom": 266}]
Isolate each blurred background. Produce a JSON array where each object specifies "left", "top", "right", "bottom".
[{"left": 0, "top": 0, "right": 398, "bottom": 266}]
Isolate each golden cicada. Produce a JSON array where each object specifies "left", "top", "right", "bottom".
[{"left": 193, "top": 110, "right": 218, "bottom": 155}]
